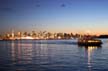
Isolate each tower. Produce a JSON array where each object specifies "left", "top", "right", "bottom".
[{"left": 12, "top": 30, "right": 15, "bottom": 38}]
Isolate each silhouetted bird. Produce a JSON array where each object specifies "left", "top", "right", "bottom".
[{"left": 61, "top": 4, "right": 66, "bottom": 7}]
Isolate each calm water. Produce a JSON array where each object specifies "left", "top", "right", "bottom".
[{"left": 0, "top": 39, "right": 108, "bottom": 71}]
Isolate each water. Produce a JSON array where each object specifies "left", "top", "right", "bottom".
[{"left": 0, "top": 39, "right": 108, "bottom": 71}]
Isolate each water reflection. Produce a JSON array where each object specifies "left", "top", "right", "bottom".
[
  {"left": 11, "top": 41, "right": 15, "bottom": 62},
  {"left": 11, "top": 40, "right": 33, "bottom": 65},
  {"left": 0, "top": 40, "right": 105, "bottom": 71},
  {"left": 10, "top": 40, "right": 51, "bottom": 70},
  {"left": 83, "top": 46, "right": 101, "bottom": 71}
]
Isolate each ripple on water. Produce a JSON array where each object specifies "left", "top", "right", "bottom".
[{"left": 0, "top": 39, "right": 108, "bottom": 71}]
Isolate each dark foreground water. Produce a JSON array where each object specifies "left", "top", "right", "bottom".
[{"left": 0, "top": 39, "right": 108, "bottom": 71}]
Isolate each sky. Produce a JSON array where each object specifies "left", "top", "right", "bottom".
[{"left": 0, "top": 0, "right": 108, "bottom": 35}]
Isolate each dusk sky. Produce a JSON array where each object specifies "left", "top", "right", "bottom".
[{"left": 1, "top": 0, "right": 108, "bottom": 35}]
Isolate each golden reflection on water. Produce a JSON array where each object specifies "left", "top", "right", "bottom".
[
  {"left": 11, "top": 41, "right": 33, "bottom": 64},
  {"left": 10, "top": 40, "right": 50, "bottom": 65},
  {"left": 85, "top": 46, "right": 98, "bottom": 71},
  {"left": 11, "top": 41, "right": 15, "bottom": 63},
  {"left": 10, "top": 40, "right": 102, "bottom": 71}
]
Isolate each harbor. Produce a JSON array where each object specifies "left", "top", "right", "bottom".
[{"left": 1, "top": 0, "right": 108, "bottom": 71}]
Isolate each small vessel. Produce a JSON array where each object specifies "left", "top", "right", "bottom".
[{"left": 78, "top": 36, "right": 102, "bottom": 46}]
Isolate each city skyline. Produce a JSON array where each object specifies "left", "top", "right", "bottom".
[{"left": 1, "top": 0, "right": 108, "bottom": 35}]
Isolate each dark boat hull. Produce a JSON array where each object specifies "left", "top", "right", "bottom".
[
  {"left": 78, "top": 42, "right": 102, "bottom": 46},
  {"left": 78, "top": 39, "right": 102, "bottom": 46}
]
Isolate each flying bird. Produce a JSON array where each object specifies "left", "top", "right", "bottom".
[{"left": 61, "top": 4, "right": 66, "bottom": 7}]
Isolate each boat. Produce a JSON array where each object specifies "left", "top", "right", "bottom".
[{"left": 78, "top": 36, "right": 102, "bottom": 46}]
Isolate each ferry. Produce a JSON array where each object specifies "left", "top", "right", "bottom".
[{"left": 78, "top": 36, "right": 102, "bottom": 46}]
